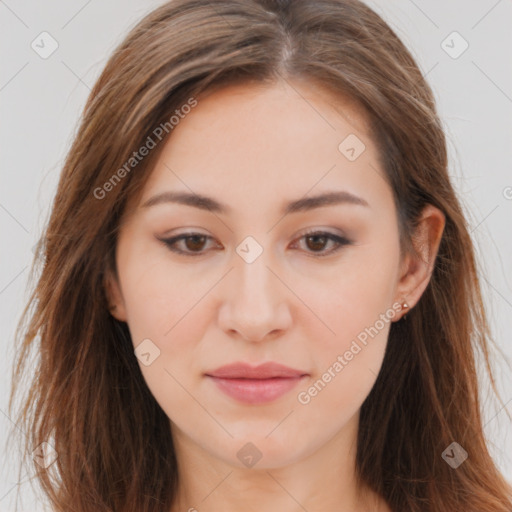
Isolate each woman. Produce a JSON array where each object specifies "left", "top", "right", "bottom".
[{"left": 9, "top": 0, "right": 512, "bottom": 510}]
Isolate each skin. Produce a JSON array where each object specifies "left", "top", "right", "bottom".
[{"left": 106, "top": 78, "right": 445, "bottom": 512}]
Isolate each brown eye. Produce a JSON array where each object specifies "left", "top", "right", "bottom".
[
  {"left": 293, "top": 231, "right": 352, "bottom": 257},
  {"left": 159, "top": 233, "right": 219, "bottom": 256},
  {"left": 159, "top": 230, "right": 351, "bottom": 258},
  {"left": 183, "top": 235, "right": 207, "bottom": 252},
  {"left": 305, "top": 234, "right": 329, "bottom": 252}
]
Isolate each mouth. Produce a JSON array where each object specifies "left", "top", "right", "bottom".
[{"left": 205, "top": 362, "right": 309, "bottom": 404}]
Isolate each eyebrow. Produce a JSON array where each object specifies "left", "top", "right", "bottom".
[{"left": 141, "top": 190, "right": 369, "bottom": 215}]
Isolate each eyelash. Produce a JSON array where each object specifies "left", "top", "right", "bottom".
[{"left": 158, "top": 230, "right": 352, "bottom": 258}]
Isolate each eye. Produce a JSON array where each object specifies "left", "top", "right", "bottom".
[
  {"left": 158, "top": 232, "right": 220, "bottom": 256},
  {"left": 158, "top": 230, "right": 352, "bottom": 257},
  {"left": 290, "top": 230, "right": 352, "bottom": 257}
]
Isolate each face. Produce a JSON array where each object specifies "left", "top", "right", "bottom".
[{"left": 107, "top": 79, "right": 411, "bottom": 469}]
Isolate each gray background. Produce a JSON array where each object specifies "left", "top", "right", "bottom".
[{"left": 1, "top": 0, "right": 511, "bottom": 510}]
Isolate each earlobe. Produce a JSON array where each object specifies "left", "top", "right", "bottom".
[
  {"left": 394, "top": 204, "right": 445, "bottom": 317},
  {"left": 103, "top": 270, "right": 128, "bottom": 322}
]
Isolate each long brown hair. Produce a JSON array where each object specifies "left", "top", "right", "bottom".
[{"left": 8, "top": 0, "right": 512, "bottom": 510}]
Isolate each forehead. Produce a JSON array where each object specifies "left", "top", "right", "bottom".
[
  {"left": 135, "top": 79, "right": 389, "bottom": 215},
  {"left": 163, "top": 79, "right": 373, "bottom": 163}
]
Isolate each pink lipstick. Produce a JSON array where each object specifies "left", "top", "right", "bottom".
[{"left": 205, "top": 362, "right": 308, "bottom": 404}]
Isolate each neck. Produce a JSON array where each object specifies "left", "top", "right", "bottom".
[{"left": 169, "top": 413, "right": 389, "bottom": 512}]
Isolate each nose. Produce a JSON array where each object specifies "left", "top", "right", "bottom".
[{"left": 217, "top": 243, "right": 292, "bottom": 343}]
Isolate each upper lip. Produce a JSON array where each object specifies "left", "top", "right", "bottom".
[{"left": 205, "top": 362, "right": 308, "bottom": 379}]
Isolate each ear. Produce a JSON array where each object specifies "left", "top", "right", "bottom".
[
  {"left": 393, "top": 204, "right": 445, "bottom": 321},
  {"left": 103, "top": 268, "right": 128, "bottom": 322}
]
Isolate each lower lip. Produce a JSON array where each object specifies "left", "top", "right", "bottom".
[{"left": 207, "top": 376, "right": 305, "bottom": 404}]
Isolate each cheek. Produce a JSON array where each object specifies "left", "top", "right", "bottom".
[
  {"left": 118, "top": 255, "right": 212, "bottom": 422},
  {"left": 117, "top": 241, "right": 208, "bottom": 341},
  {"left": 292, "top": 233, "right": 400, "bottom": 410},
  {"left": 116, "top": 245, "right": 214, "bottom": 391},
  {"left": 295, "top": 320, "right": 391, "bottom": 435},
  {"left": 303, "top": 233, "right": 400, "bottom": 349}
]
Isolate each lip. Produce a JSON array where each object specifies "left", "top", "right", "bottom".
[{"left": 205, "top": 362, "right": 308, "bottom": 404}]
